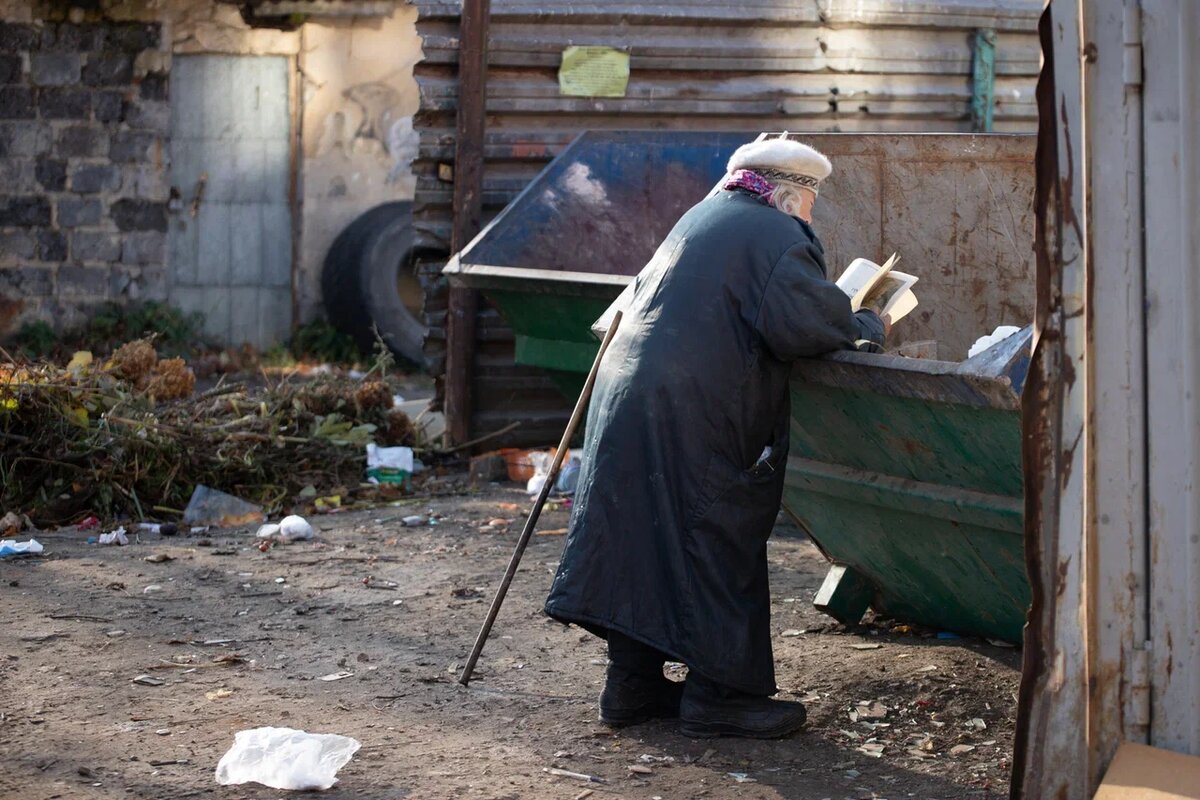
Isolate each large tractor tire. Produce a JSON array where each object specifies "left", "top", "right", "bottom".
[{"left": 321, "top": 202, "right": 427, "bottom": 365}]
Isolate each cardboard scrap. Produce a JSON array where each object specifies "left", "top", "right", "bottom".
[{"left": 1094, "top": 742, "right": 1200, "bottom": 799}]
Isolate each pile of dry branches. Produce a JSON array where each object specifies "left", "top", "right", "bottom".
[{"left": 0, "top": 341, "right": 420, "bottom": 525}]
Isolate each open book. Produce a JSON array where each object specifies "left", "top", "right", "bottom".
[{"left": 836, "top": 253, "right": 919, "bottom": 322}]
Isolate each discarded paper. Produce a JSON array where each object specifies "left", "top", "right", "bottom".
[{"left": 558, "top": 46, "right": 630, "bottom": 98}]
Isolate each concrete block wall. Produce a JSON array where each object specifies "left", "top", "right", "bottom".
[
  {"left": 0, "top": 17, "right": 171, "bottom": 335},
  {"left": 0, "top": 1, "right": 422, "bottom": 348}
]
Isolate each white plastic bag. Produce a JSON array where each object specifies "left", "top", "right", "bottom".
[
  {"left": 968, "top": 325, "right": 1022, "bottom": 358},
  {"left": 0, "top": 538, "right": 43, "bottom": 557},
  {"left": 525, "top": 451, "right": 555, "bottom": 496},
  {"left": 255, "top": 516, "right": 313, "bottom": 543},
  {"left": 215, "top": 726, "right": 361, "bottom": 791}
]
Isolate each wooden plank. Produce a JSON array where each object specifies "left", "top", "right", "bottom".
[{"left": 445, "top": 0, "right": 491, "bottom": 446}]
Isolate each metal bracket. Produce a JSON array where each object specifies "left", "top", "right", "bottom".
[
  {"left": 971, "top": 29, "right": 997, "bottom": 132},
  {"left": 1129, "top": 640, "right": 1151, "bottom": 733}
]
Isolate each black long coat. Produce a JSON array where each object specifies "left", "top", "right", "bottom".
[{"left": 544, "top": 188, "right": 881, "bottom": 695}]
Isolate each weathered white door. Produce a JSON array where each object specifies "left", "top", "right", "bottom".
[{"left": 168, "top": 55, "right": 292, "bottom": 349}]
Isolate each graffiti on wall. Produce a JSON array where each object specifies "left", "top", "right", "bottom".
[{"left": 315, "top": 80, "right": 419, "bottom": 184}]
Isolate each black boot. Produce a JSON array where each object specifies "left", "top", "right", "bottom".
[
  {"left": 598, "top": 631, "right": 685, "bottom": 727},
  {"left": 679, "top": 674, "right": 807, "bottom": 739}
]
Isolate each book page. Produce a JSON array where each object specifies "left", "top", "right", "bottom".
[
  {"left": 836, "top": 253, "right": 900, "bottom": 310},
  {"left": 860, "top": 274, "right": 907, "bottom": 314},
  {"left": 836, "top": 259, "right": 880, "bottom": 304}
]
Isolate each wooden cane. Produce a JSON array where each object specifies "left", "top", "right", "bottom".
[{"left": 459, "top": 310, "right": 623, "bottom": 686}]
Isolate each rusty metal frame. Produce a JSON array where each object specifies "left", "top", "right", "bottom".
[{"left": 444, "top": 0, "right": 491, "bottom": 446}]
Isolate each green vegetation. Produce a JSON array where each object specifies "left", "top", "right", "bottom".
[
  {"left": 286, "top": 318, "right": 362, "bottom": 366},
  {"left": 13, "top": 301, "right": 208, "bottom": 360}
]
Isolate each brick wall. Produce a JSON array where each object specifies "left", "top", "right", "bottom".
[{"left": 0, "top": 19, "right": 169, "bottom": 336}]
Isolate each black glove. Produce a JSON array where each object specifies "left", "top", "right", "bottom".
[{"left": 853, "top": 309, "right": 886, "bottom": 353}]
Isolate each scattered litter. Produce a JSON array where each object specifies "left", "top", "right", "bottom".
[
  {"left": 78, "top": 515, "right": 100, "bottom": 531},
  {"left": 366, "top": 444, "right": 414, "bottom": 485},
  {"left": 0, "top": 538, "right": 43, "bottom": 557},
  {"left": 850, "top": 643, "right": 882, "bottom": 650},
  {"left": 856, "top": 742, "right": 886, "bottom": 758},
  {"left": 142, "top": 584, "right": 163, "bottom": 594},
  {"left": 159, "top": 523, "right": 178, "bottom": 537},
  {"left": 144, "top": 553, "right": 173, "bottom": 563},
  {"left": 628, "top": 765, "right": 653, "bottom": 775},
  {"left": 537, "top": 528, "right": 568, "bottom": 536},
  {"left": 106, "top": 630, "right": 125, "bottom": 637},
  {"left": 257, "top": 516, "right": 313, "bottom": 543},
  {"left": 638, "top": 754, "right": 674, "bottom": 764},
  {"left": 987, "top": 638, "right": 1017, "bottom": 648},
  {"left": 0, "top": 511, "right": 32, "bottom": 535},
  {"left": 951, "top": 744, "right": 977, "bottom": 755},
  {"left": 573, "top": 791, "right": 594, "bottom": 800},
  {"left": 545, "top": 767, "right": 607, "bottom": 784},
  {"left": 215, "top": 727, "right": 361, "bottom": 791},
  {"left": 781, "top": 629, "right": 804, "bottom": 637},
  {"left": 556, "top": 455, "right": 582, "bottom": 495},
  {"left": 132, "top": 675, "right": 164, "bottom": 686},
  {"left": 183, "top": 486, "right": 265, "bottom": 529},
  {"left": 936, "top": 631, "right": 961, "bottom": 640},
  {"left": 968, "top": 325, "right": 1022, "bottom": 358},
  {"left": 280, "top": 516, "right": 313, "bottom": 541},
  {"left": 401, "top": 515, "right": 427, "bottom": 527},
  {"left": 98, "top": 528, "right": 128, "bottom": 546},
  {"left": 319, "top": 672, "right": 355, "bottom": 682},
  {"left": 965, "top": 717, "right": 988, "bottom": 731},
  {"left": 313, "top": 495, "right": 341, "bottom": 512},
  {"left": 206, "top": 688, "right": 234, "bottom": 700},
  {"left": 526, "top": 451, "right": 556, "bottom": 496},
  {"left": 727, "top": 772, "right": 757, "bottom": 783},
  {"left": 256, "top": 523, "right": 281, "bottom": 540},
  {"left": 155, "top": 729, "right": 171, "bottom": 736},
  {"left": 849, "top": 702, "right": 888, "bottom": 722},
  {"left": 362, "top": 576, "right": 398, "bottom": 591},
  {"left": 917, "top": 665, "right": 939, "bottom": 672}
]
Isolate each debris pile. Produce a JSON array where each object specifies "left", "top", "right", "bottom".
[{"left": 0, "top": 341, "right": 425, "bottom": 525}]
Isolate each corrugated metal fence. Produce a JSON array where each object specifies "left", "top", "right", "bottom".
[{"left": 412, "top": 0, "right": 1042, "bottom": 444}]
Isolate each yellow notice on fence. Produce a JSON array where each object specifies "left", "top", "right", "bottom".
[{"left": 558, "top": 46, "right": 630, "bottom": 98}]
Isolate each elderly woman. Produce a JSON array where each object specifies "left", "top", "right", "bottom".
[{"left": 544, "top": 138, "right": 886, "bottom": 739}]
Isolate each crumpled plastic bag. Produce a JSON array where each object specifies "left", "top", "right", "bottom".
[
  {"left": 968, "top": 325, "right": 1022, "bottom": 358},
  {"left": 525, "top": 451, "right": 556, "bottom": 496},
  {"left": 215, "top": 727, "right": 361, "bottom": 791},
  {"left": 255, "top": 515, "right": 313, "bottom": 543},
  {"left": 0, "top": 538, "right": 43, "bottom": 557}
]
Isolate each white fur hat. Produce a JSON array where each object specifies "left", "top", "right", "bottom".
[{"left": 727, "top": 138, "right": 832, "bottom": 192}]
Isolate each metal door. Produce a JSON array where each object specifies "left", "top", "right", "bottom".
[{"left": 168, "top": 55, "right": 292, "bottom": 349}]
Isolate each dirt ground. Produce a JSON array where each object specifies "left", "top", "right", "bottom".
[{"left": 1, "top": 483, "right": 1021, "bottom": 800}]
